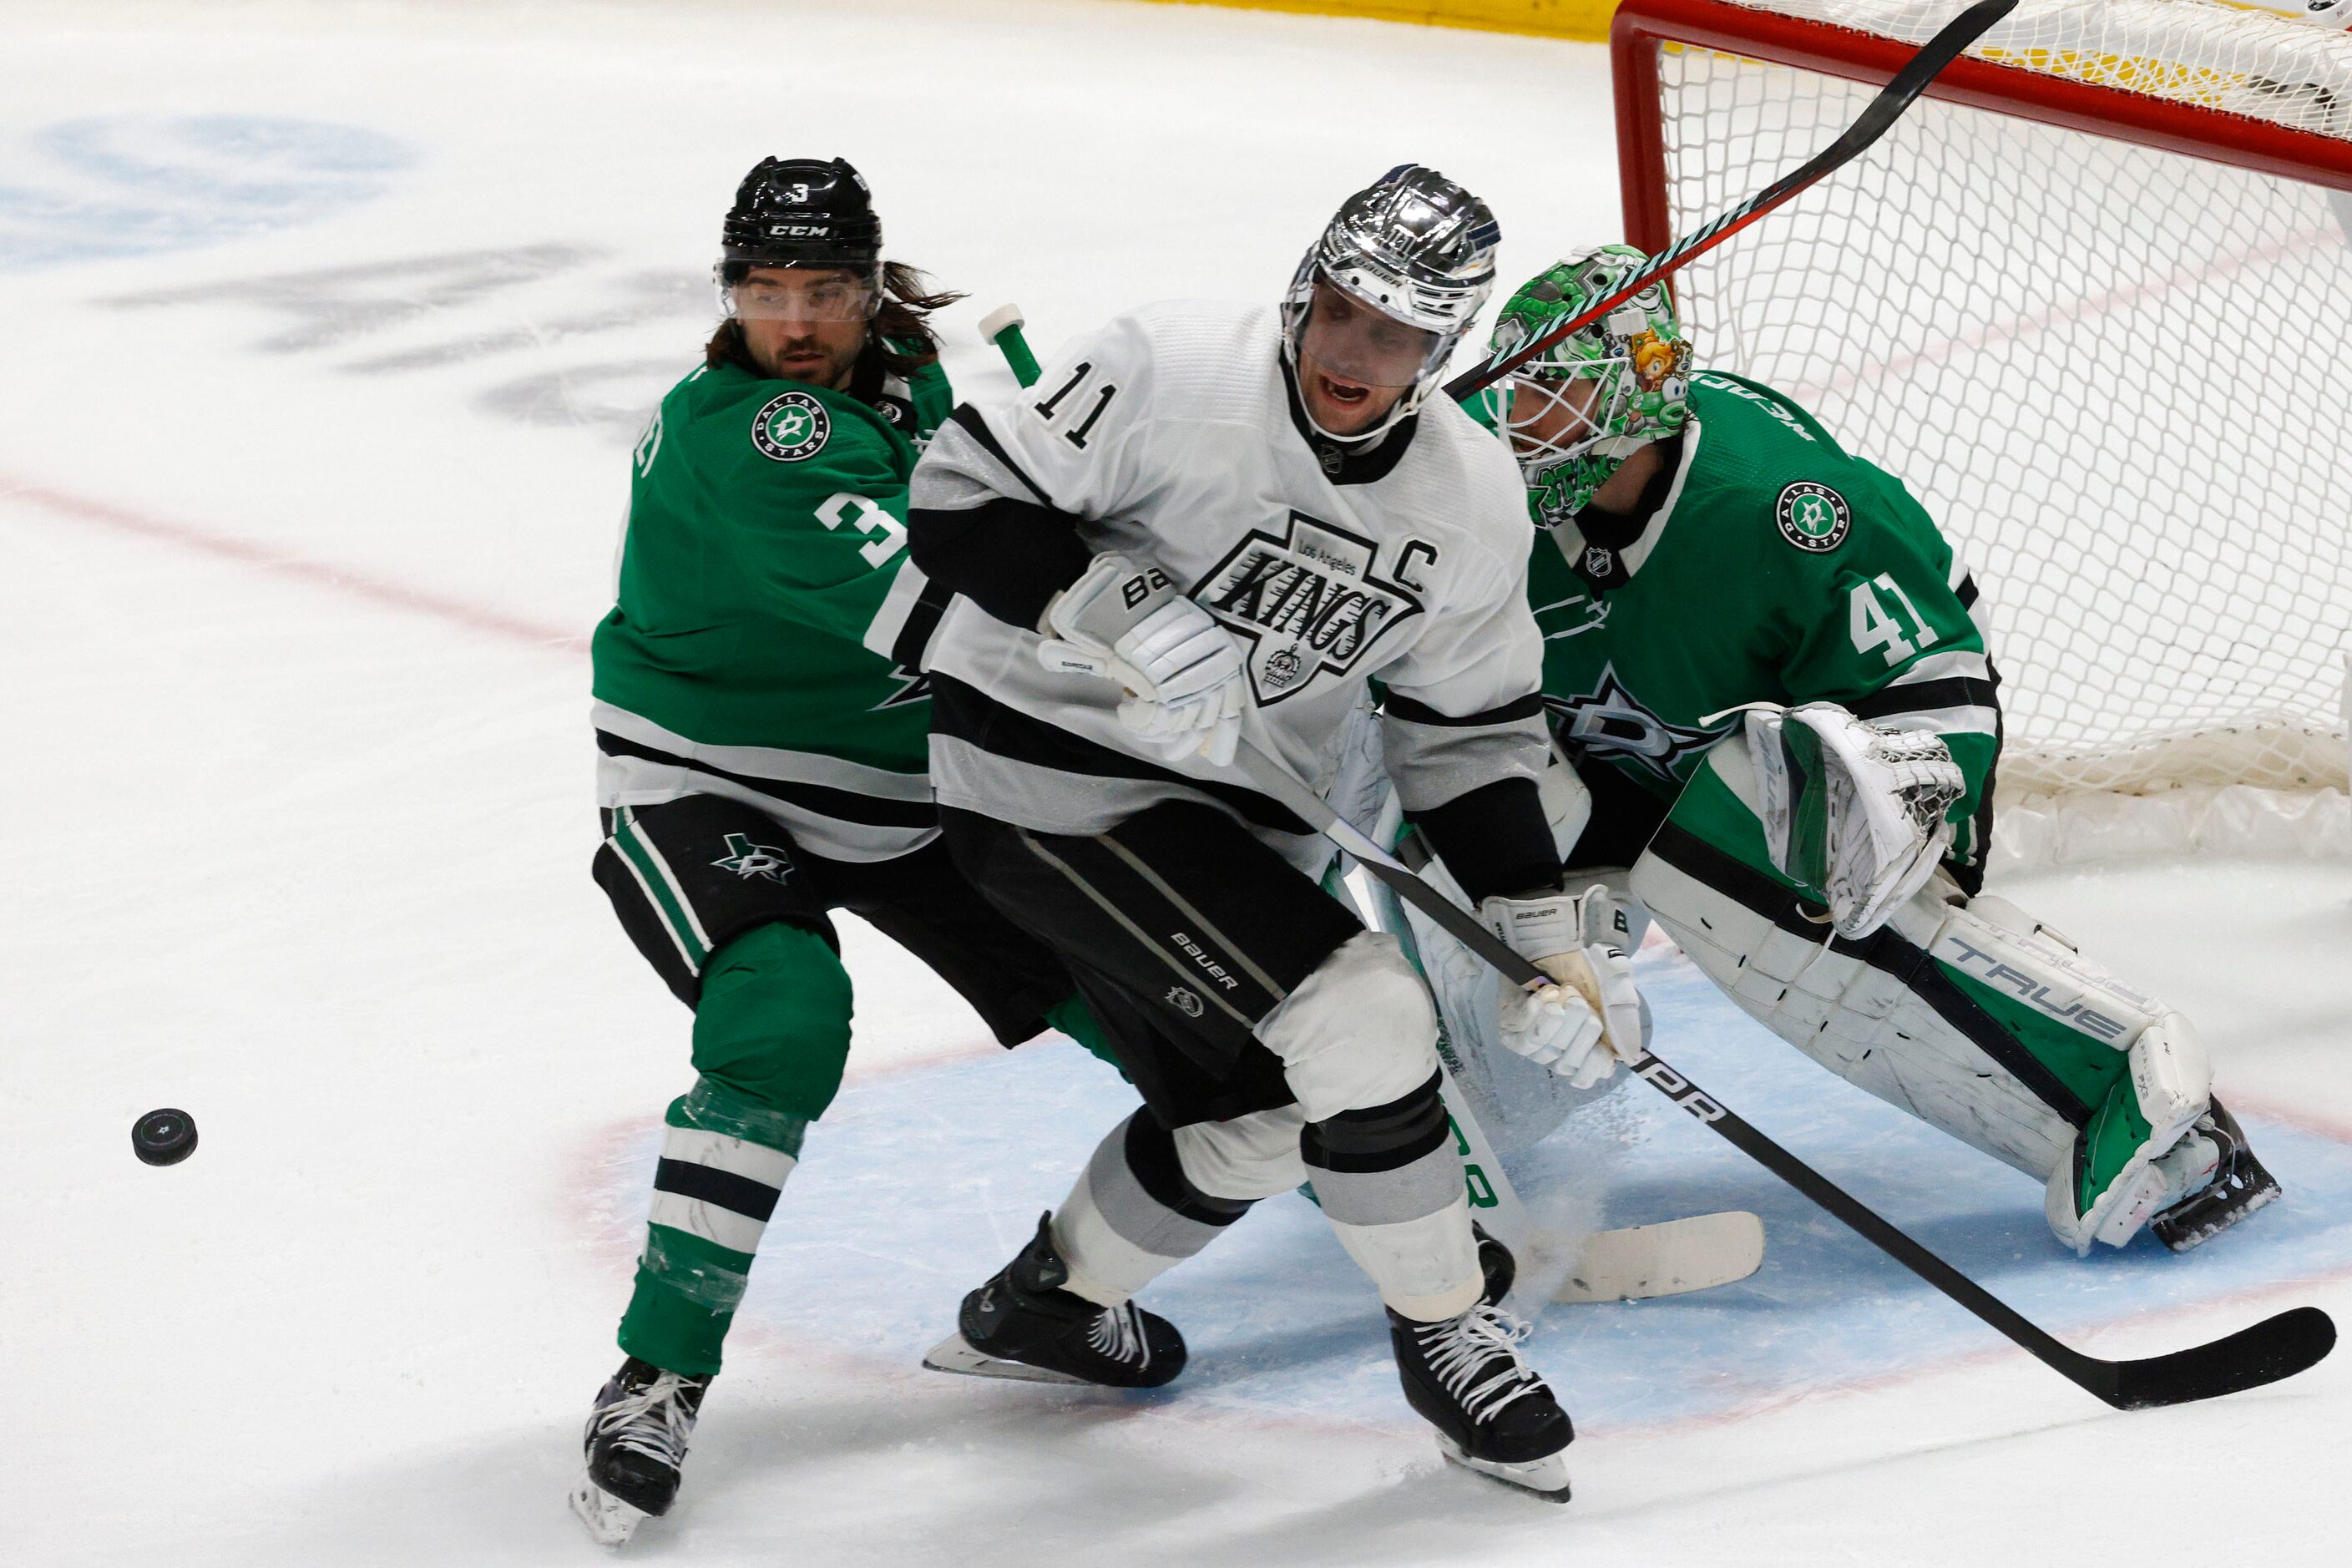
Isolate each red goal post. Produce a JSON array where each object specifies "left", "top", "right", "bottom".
[
  {"left": 1615, "top": 0, "right": 2352, "bottom": 258},
  {"left": 1609, "top": 0, "right": 2352, "bottom": 863}
]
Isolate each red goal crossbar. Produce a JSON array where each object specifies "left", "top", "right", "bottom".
[{"left": 1611, "top": 0, "right": 2352, "bottom": 255}]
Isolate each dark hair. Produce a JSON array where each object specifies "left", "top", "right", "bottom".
[{"left": 705, "top": 260, "right": 965, "bottom": 384}]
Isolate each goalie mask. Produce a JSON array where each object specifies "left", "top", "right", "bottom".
[
  {"left": 1281, "top": 164, "right": 1500, "bottom": 442},
  {"left": 1490, "top": 245, "right": 1692, "bottom": 524}
]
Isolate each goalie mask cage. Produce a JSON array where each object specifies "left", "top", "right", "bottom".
[{"left": 1615, "top": 0, "right": 2352, "bottom": 856}]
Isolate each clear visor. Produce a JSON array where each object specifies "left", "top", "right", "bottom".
[
  {"left": 1502, "top": 367, "right": 1619, "bottom": 468},
  {"left": 721, "top": 267, "right": 876, "bottom": 323},
  {"left": 1297, "top": 280, "right": 1443, "bottom": 391}
]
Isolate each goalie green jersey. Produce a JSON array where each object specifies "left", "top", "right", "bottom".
[
  {"left": 1494, "top": 371, "right": 2000, "bottom": 869},
  {"left": 590, "top": 353, "right": 954, "bottom": 862}
]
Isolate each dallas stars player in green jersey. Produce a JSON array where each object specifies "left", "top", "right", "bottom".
[
  {"left": 1469, "top": 244, "right": 2279, "bottom": 1266},
  {"left": 573, "top": 158, "right": 1107, "bottom": 1545}
]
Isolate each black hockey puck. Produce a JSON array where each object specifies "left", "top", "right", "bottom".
[{"left": 133, "top": 1108, "right": 198, "bottom": 1166}]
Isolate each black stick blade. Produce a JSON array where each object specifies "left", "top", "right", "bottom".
[{"left": 2077, "top": 1307, "right": 2335, "bottom": 1410}]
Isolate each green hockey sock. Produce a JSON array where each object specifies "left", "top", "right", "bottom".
[{"left": 618, "top": 923, "right": 852, "bottom": 1374}]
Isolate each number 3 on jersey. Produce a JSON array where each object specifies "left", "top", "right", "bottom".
[
  {"left": 1848, "top": 572, "right": 1940, "bottom": 667},
  {"left": 1031, "top": 361, "right": 1119, "bottom": 449},
  {"left": 817, "top": 493, "right": 906, "bottom": 566}
]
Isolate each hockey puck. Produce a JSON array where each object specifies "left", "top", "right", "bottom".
[{"left": 133, "top": 1108, "right": 198, "bottom": 1166}]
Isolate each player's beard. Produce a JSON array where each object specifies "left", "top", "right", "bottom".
[{"left": 750, "top": 327, "right": 862, "bottom": 389}]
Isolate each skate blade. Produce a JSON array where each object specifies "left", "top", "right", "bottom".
[
  {"left": 920, "top": 1330, "right": 1090, "bottom": 1386},
  {"left": 2159, "top": 1178, "right": 2282, "bottom": 1253},
  {"left": 1436, "top": 1434, "right": 1571, "bottom": 1503},
  {"left": 569, "top": 1474, "right": 645, "bottom": 1546}
]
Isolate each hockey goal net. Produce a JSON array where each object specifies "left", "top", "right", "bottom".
[{"left": 1615, "top": 0, "right": 2352, "bottom": 858}]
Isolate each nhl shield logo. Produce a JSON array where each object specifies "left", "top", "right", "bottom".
[
  {"left": 1198, "top": 511, "right": 1428, "bottom": 706},
  {"left": 752, "top": 390, "right": 831, "bottom": 463},
  {"left": 1164, "top": 984, "right": 1206, "bottom": 1019}
]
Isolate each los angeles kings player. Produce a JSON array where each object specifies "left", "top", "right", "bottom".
[{"left": 896, "top": 166, "right": 1646, "bottom": 1500}]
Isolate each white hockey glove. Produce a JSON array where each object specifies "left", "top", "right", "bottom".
[
  {"left": 1477, "top": 885, "right": 1643, "bottom": 1090},
  {"left": 1039, "top": 554, "right": 1248, "bottom": 767},
  {"left": 1742, "top": 702, "right": 1964, "bottom": 939}
]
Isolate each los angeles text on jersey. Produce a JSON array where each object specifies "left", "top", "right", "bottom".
[{"left": 1198, "top": 511, "right": 1434, "bottom": 704}]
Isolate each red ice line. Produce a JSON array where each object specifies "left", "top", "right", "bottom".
[{"left": 0, "top": 470, "right": 587, "bottom": 653}]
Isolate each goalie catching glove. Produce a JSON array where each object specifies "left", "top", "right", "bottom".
[
  {"left": 1477, "top": 885, "right": 1642, "bottom": 1090},
  {"left": 1039, "top": 554, "right": 1248, "bottom": 767},
  {"left": 1740, "top": 702, "right": 1965, "bottom": 938}
]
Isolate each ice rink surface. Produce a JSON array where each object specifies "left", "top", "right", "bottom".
[{"left": 3, "top": 2, "right": 2345, "bottom": 1563}]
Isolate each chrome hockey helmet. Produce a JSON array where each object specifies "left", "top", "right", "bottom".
[{"left": 1282, "top": 164, "right": 1500, "bottom": 441}]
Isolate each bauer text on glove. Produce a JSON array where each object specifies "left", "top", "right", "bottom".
[{"left": 1478, "top": 884, "right": 1643, "bottom": 1090}]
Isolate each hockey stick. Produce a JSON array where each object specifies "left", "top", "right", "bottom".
[
  {"left": 979, "top": 307, "right": 1539, "bottom": 1259},
  {"left": 1229, "top": 738, "right": 2335, "bottom": 1410},
  {"left": 1443, "top": 0, "right": 2018, "bottom": 404}
]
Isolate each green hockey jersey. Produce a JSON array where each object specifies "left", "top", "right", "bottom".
[
  {"left": 1500, "top": 371, "right": 2000, "bottom": 868},
  {"left": 591, "top": 353, "right": 953, "bottom": 862}
]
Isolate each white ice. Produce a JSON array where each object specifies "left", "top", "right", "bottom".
[{"left": 2, "top": 3, "right": 2345, "bottom": 1564}]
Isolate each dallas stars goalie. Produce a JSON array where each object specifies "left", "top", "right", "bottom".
[{"left": 1399, "top": 244, "right": 2281, "bottom": 1260}]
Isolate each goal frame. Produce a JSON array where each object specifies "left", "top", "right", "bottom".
[{"left": 1612, "top": 0, "right": 2352, "bottom": 261}]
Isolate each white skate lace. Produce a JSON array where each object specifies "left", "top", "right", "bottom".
[
  {"left": 1415, "top": 1305, "right": 1541, "bottom": 1424},
  {"left": 594, "top": 1371, "right": 699, "bottom": 1469},
  {"left": 1085, "top": 1303, "right": 1148, "bottom": 1367}
]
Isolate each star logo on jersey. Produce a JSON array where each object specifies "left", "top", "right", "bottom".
[
  {"left": 1197, "top": 511, "right": 1428, "bottom": 706},
  {"left": 1775, "top": 481, "right": 1851, "bottom": 552},
  {"left": 869, "top": 663, "right": 930, "bottom": 711},
  {"left": 1545, "top": 663, "right": 1727, "bottom": 787},
  {"left": 751, "top": 390, "right": 831, "bottom": 463},
  {"left": 712, "top": 832, "right": 795, "bottom": 883}
]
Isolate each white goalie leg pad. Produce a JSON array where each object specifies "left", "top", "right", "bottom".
[
  {"left": 1634, "top": 845, "right": 2072, "bottom": 1177},
  {"left": 1934, "top": 894, "right": 2213, "bottom": 1251},
  {"left": 2043, "top": 1008, "right": 2217, "bottom": 1254},
  {"left": 1172, "top": 1105, "right": 1310, "bottom": 1201},
  {"left": 1255, "top": 929, "right": 1439, "bottom": 1123},
  {"left": 1631, "top": 745, "right": 2076, "bottom": 1177}
]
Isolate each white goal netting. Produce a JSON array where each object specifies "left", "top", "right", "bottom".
[{"left": 1639, "top": 0, "right": 2352, "bottom": 836}]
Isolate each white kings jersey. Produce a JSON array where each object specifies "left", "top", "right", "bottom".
[{"left": 897, "top": 299, "right": 1550, "bottom": 851}]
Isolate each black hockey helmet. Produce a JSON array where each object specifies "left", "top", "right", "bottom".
[{"left": 719, "top": 156, "right": 883, "bottom": 287}]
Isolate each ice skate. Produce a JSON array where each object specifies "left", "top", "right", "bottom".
[
  {"left": 569, "top": 1356, "right": 711, "bottom": 1545},
  {"left": 1472, "top": 1220, "right": 1516, "bottom": 1306},
  {"left": 923, "top": 1211, "right": 1186, "bottom": 1388},
  {"left": 1388, "top": 1302, "right": 1572, "bottom": 1501},
  {"left": 2152, "top": 1099, "right": 2283, "bottom": 1252}
]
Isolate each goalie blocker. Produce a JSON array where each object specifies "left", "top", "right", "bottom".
[{"left": 1623, "top": 739, "right": 2279, "bottom": 1255}]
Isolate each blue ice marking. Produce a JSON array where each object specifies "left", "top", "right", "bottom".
[
  {"left": 0, "top": 115, "right": 414, "bottom": 271},
  {"left": 655, "top": 957, "right": 2352, "bottom": 1434}
]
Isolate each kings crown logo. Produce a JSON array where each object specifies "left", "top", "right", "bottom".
[{"left": 1198, "top": 511, "right": 1429, "bottom": 705}]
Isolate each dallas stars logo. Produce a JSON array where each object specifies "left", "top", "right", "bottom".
[
  {"left": 1775, "top": 481, "right": 1851, "bottom": 552},
  {"left": 1545, "top": 663, "right": 1725, "bottom": 787},
  {"left": 751, "top": 390, "right": 831, "bottom": 463},
  {"left": 1197, "top": 511, "right": 1429, "bottom": 706},
  {"left": 712, "top": 832, "right": 795, "bottom": 883}
]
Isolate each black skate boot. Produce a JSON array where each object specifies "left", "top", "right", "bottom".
[
  {"left": 569, "top": 1356, "right": 711, "bottom": 1545},
  {"left": 2151, "top": 1098, "right": 2283, "bottom": 1252},
  {"left": 1473, "top": 1221, "right": 1516, "bottom": 1306},
  {"left": 1388, "top": 1302, "right": 1573, "bottom": 1501},
  {"left": 922, "top": 1211, "right": 1186, "bottom": 1388}
]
